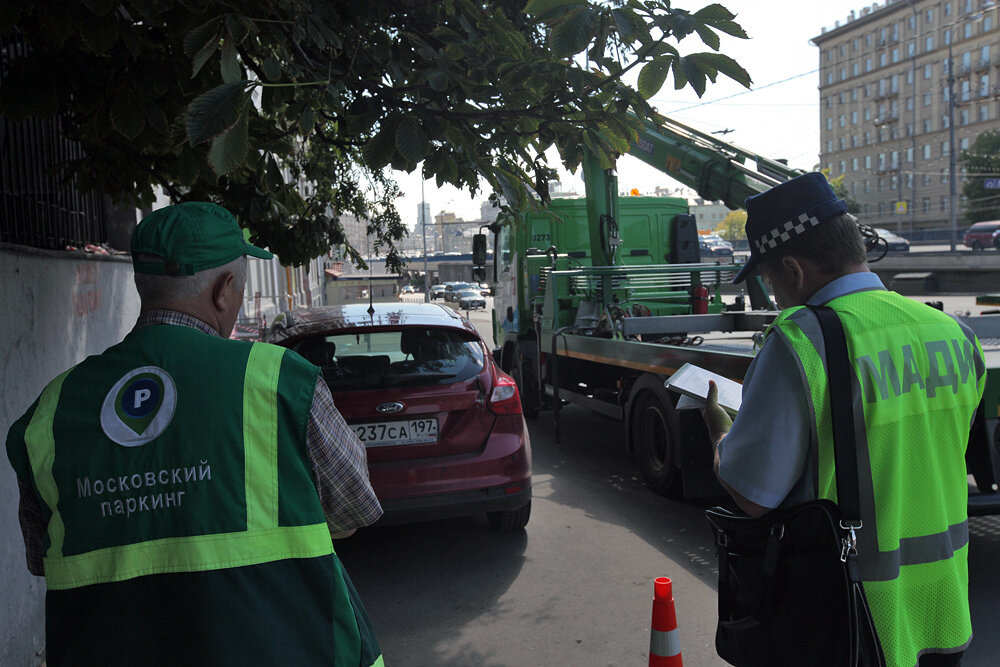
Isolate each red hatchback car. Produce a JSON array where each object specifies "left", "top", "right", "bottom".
[{"left": 265, "top": 302, "right": 531, "bottom": 530}]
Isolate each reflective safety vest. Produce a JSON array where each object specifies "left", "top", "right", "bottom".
[
  {"left": 6, "top": 324, "right": 383, "bottom": 667},
  {"left": 770, "top": 290, "right": 984, "bottom": 667}
]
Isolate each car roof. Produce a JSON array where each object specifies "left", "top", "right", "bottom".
[
  {"left": 969, "top": 220, "right": 1000, "bottom": 229},
  {"left": 267, "top": 302, "right": 477, "bottom": 344}
]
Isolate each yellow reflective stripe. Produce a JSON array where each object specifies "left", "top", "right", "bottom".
[
  {"left": 42, "top": 522, "right": 333, "bottom": 590},
  {"left": 24, "top": 369, "right": 73, "bottom": 559},
  {"left": 244, "top": 344, "right": 284, "bottom": 531},
  {"left": 369, "top": 655, "right": 386, "bottom": 667}
]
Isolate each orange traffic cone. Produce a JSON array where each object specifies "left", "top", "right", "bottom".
[{"left": 649, "top": 577, "right": 683, "bottom": 666}]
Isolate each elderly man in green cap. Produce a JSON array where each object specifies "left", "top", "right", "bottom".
[{"left": 6, "top": 202, "right": 385, "bottom": 666}]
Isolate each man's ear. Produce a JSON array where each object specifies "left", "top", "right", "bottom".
[
  {"left": 780, "top": 255, "right": 806, "bottom": 289},
  {"left": 211, "top": 272, "right": 236, "bottom": 312}
]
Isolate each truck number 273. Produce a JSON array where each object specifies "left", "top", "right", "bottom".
[{"left": 531, "top": 233, "right": 550, "bottom": 244}]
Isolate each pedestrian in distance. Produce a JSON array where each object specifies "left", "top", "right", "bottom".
[
  {"left": 6, "top": 202, "right": 385, "bottom": 666},
  {"left": 702, "top": 173, "right": 984, "bottom": 667}
]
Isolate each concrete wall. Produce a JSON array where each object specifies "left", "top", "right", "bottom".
[{"left": 0, "top": 245, "right": 141, "bottom": 665}]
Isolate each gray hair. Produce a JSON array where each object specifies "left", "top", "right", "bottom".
[
  {"left": 134, "top": 255, "right": 247, "bottom": 305},
  {"left": 758, "top": 212, "right": 867, "bottom": 276}
]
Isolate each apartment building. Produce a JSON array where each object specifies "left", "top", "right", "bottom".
[{"left": 813, "top": 0, "right": 999, "bottom": 239}]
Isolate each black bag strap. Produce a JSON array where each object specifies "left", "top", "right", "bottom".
[{"left": 808, "top": 305, "right": 862, "bottom": 525}]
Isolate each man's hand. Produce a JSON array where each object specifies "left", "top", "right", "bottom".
[{"left": 703, "top": 380, "right": 733, "bottom": 444}]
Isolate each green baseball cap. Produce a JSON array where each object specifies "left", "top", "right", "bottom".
[{"left": 131, "top": 202, "right": 273, "bottom": 275}]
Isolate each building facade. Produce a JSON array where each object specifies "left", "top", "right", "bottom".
[{"left": 813, "top": 0, "right": 999, "bottom": 240}]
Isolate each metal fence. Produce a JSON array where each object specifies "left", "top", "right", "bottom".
[{"left": 1, "top": 37, "right": 108, "bottom": 250}]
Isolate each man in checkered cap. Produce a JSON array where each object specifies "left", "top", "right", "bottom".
[{"left": 702, "top": 172, "right": 984, "bottom": 666}]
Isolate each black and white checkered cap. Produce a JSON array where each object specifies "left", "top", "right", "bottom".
[
  {"left": 732, "top": 172, "right": 847, "bottom": 284},
  {"left": 754, "top": 212, "right": 823, "bottom": 256}
]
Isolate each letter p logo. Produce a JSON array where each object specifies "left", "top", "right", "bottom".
[{"left": 133, "top": 388, "right": 152, "bottom": 409}]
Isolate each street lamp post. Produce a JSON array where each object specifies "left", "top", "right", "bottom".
[
  {"left": 947, "top": 35, "right": 958, "bottom": 252},
  {"left": 421, "top": 176, "right": 430, "bottom": 302}
]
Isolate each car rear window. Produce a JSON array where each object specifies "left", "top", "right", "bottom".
[{"left": 292, "top": 328, "right": 485, "bottom": 391}]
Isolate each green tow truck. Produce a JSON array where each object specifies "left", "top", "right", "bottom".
[{"left": 473, "top": 114, "right": 1000, "bottom": 513}]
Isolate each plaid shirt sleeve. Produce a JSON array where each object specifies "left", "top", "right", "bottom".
[{"left": 307, "top": 377, "right": 383, "bottom": 534}]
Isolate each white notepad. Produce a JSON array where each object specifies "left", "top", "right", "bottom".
[{"left": 664, "top": 363, "right": 743, "bottom": 416}]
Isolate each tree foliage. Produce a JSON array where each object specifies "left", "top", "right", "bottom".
[
  {"left": 960, "top": 129, "right": 1000, "bottom": 224},
  {"left": 821, "top": 170, "right": 861, "bottom": 215},
  {"left": 714, "top": 210, "right": 746, "bottom": 241},
  {"left": 0, "top": 0, "right": 750, "bottom": 268}
]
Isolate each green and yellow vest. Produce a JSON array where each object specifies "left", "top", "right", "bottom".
[
  {"left": 770, "top": 290, "right": 983, "bottom": 667},
  {"left": 6, "top": 324, "right": 383, "bottom": 666}
]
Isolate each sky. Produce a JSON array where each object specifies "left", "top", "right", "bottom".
[{"left": 391, "top": 0, "right": 869, "bottom": 228}]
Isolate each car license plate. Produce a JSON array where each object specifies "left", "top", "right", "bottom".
[{"left": 353, "top": 418, "right": 438, "bottom": 447}]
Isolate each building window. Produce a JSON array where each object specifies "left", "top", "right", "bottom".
[
  {"left": 980, "top": 104, "right": 990, "bottom": 122},
  {"left": 923, "top": 173, "right": 932, "bottom": 186},
  {"left": 960, "top": 109, "right": 969, "bottom": 125},
  {"left": 853, "top": 62, "right": 859, "bottom": 76},
  {"left": 964, "top": 22, "right": 973, "bottom": 39},
  {"left": 922, "top": 197, "right": 931, "bottom": 213},
  {"left": 866, "top": 57, "right": 873, "bottom": 72},
  {"left": 839, "top": 114, "right": 846, "bottom": 128},
  {"left": 908, "top": 42, "right": 916, "bottom": 58},
  {"left": 907, "top": 69, "right": 914, "bottom": 85},
  {"left": 864, "top": 180, "right": 871, "bottom": 193},
  {"left": 906, "top": 96, "right": 914, "bottom": 111},
  {"left": 942, "top": 196, "right": 949, "bottom": 213},
  {"left": 926, "top": 9, "right": 933, "bottom": 24},
  {"left": 944, "top": 2, "right": 952, "bottom": 18},
  {"left": 923, "top": 144, "right": 931, "bottom": 159},
  {"left": 840, "top": 44, "right": 846, "bottom": 57},
  {"left": 853, "top": 157, "right": 859, "bottom": 171},
  {"left": 851, "top": 110, "right": 858, "bottom": 124},
  {"left": 960, "top": 137, "right": 970, "bottom": 150},
  {"left": 906, "top": 147, "right": 914, "bottom": 162},
  {"left": 909, "top": 15, "right": 916, "bottom": 32},
  {"left": 985, "top": 16, "right": 993, "bottom": 32},
  {"left": 892, "top": 48, "right": 900, "bottom": 63},
  {"left": 827, "top": 140, "right": 834, "bottom": 152},
  {"left": 839, "top": 160, "right": 846, "bottom": 174},
  {"left": 852, "top": 135, "right": 859, "bottom": 148},
  {"left": 852, "top": 87, "right": 859, "bottom": 101},
  {"left": 923, "top": 118, "right": 931, "bottom": 132},
  {"left": 879, "top": 53, "right": 887, "bottom": 67},
  {"left": 906, "top": 173, "right": 914, "bottom": 188},
  {"left": 865, "top": 155, "right": 872, "bottom": 169},
  {"left": 865, "top": 107, "right": 872, "bottom": 122},
  {"left": 924, "top": 63, "right": 933, "bottom": 78},
  {"left": 840, "top": 67, "right": 847, "bottom": 81},
  {"left": 924, "top": 92, "right": 932, "bottom": 106},
  {"left": 942, "top": 168, "right": 949, "bottom": 184},
  {"left": 981, "top": 45, "right": 991, "bottom": 66},
  {"left": 865, "top": 131, "right": 871, "bottom": 145},
  {"left": 827, "top": 72, "right": 834, "bottom": 85},
  {"left": 826, "top": 117, "right": 833, "bottom": 130},
  {"left": 926, "top": 35, "right": 934, "bottom": 52},
  {"left": 942, "top": 140, "right": 950, "bottom": 157}
]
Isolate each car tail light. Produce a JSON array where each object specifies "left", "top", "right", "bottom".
[{"left": 489, "top": 374, "right": 522, "bottom": 415}]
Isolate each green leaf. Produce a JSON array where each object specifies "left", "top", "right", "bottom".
[
  {"left": 686, "top": 52, "right": 751, "bottom": 89},
  {"left": 524, "top": 0, "right": 584, "bottom": 17},
  {"left": 693, "top": 23, "right": 720, "bottom": 50},
  {"left": 678, "top": 56, "right": 707, "bottom": 96},
  {"left": 111, "top": 87, "right": 145, "bottom": 139},
  {"left": 185, "top": 81, "right": 249, "bottom": 145},
  {"left": 612, "top": 8, "right": 640, "bottom": 43},
  {"left": 145, "top": 104, "right": 169, "bottom": 136},
  {"left": 428, "top": 71, "right": 448, "bottom": 92},
  {"left": 184, "top": 17, "right": 222, "bottom": 78},
  {"left": 208, "top": 108, "right": 249, "bottom": 175},
  {"left": 225, "top": 13, "right": 250, "bottom": 46},
  {"left": 637, "top": 61, "right": 670, "bottom": 99},
  {"left": 175, "top": 148, "right": 200, "bottom": 186},
  {"left": 395, "top": 117, "right": 429, "bottom": 164},
  {"left": 220, "top": 39, "right": 242, "bottom": 83},
  {"left": 550, "top": 7, "right": 598, "bottom": 58},
  {"left": 362, "top": 123, "right": 396, "bottom": 170},
  {"left": 82, "top": 0, "right": 117, "bottom": 16},
  {"left": 262, "top": 57, "right": 281, "bottom": 82},
  {"left": 78, "top": 10, "right": 118, "bottom": 54},
  {"left": 300, "top": 107, "right": 315, "bottom": 135},
  {"left": 266, "top": 154, "right": 284, "bottom": 192}
]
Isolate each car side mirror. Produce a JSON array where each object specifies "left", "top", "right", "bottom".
[{"left": 472, "top": 266, "right": 486, "bottom": 282}]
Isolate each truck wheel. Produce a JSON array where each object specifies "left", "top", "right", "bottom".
[
  {"left": 487, "top": 501, "right": 531, "bottom": 530},
  {"left": 510, "top": 353, "right": 540, "bottom": 418},
  {"left": 631, "top": 390, "right": 682, "bottom": 496}
]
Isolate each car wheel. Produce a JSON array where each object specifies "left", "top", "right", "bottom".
[
  {"left": 487, "top": 500, "right": 531, "bottom": 530},
  {"left": 631, "top": 389, "right": 682, "bottom": 497},
  {"left": 973, "top": 241, "right": 984, "bottom": 251}
]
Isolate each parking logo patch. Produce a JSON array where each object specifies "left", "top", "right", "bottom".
[{"left": 101, "top": 366, "right": 177, "bottom": 447}]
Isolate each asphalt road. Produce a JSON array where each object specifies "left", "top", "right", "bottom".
[{"left": 344, "top": 294, "right": 1000, "bottom": 666}]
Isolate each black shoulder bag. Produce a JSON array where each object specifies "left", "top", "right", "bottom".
[{"left": 705, "top": 305, "right": 886, "bottom": 667}]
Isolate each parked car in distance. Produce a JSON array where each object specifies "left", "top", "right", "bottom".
[
  {"left": 872, "top": 228, "right": 910, "bottom": 252},
  {"left": 457, "top": 289, "right": 487, "bottom": 310},
  {"left": 444, "top": 282, "right": 474, "bottom": 302},
  {"left": 478, "top": 282, "right": 493, "bottom": 296},
  {"left": 699, "top": 233, "right": 734, "bottom": 258},
  {"left": 963, "top": 220, "right": 1000, "bottom": 251},
  {"left": 430, "top": 284, "right": 446, "bottom": 300},
  {"left": 265, "top": 303, "right": 532, "bottom": 530},
  {"left": 400, "top": 285, "right": 415, "bottom": 294}
]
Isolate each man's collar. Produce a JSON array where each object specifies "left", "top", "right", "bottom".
[{"left": 134, "top": 309, "right": 220, "bottom": 337}]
